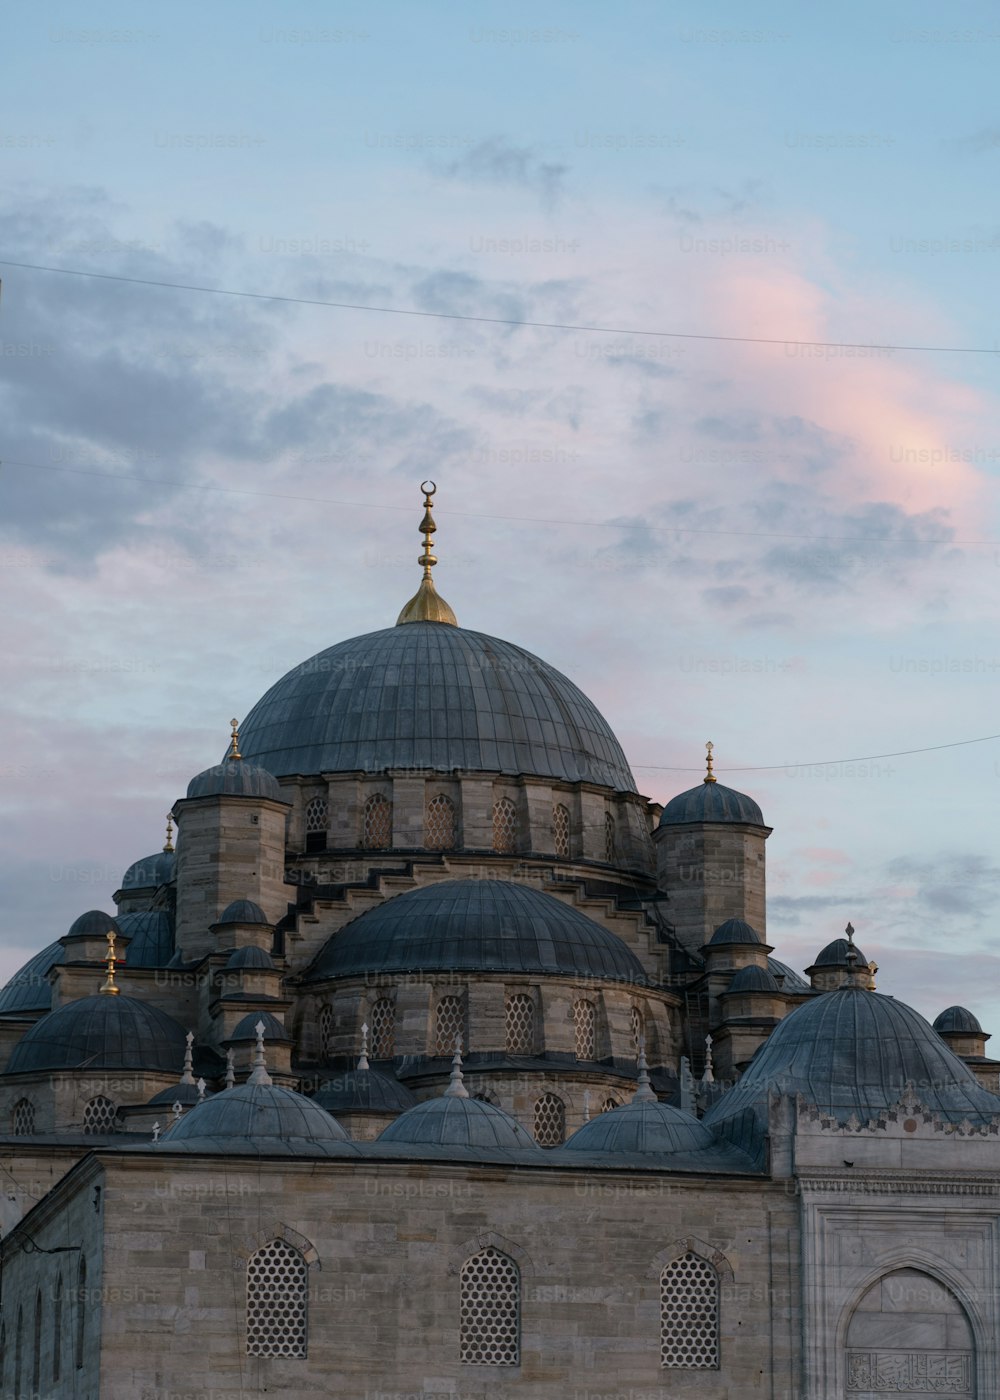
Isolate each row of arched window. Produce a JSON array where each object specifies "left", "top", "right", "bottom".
[
  {"left": 244, "top": 1237, "right": 720, "bottom": 1369},
  {"left": 11, "top": 1095, "right": 117, "bottom": 1137},
  {"left": 1, "top": 1256, "right": 87, "bottom": 1395},
  {"left": 318, "top": 996, "right": 647, "bottom": 1064},
  {"left": 303, "top": 795, "right": 617, "bottom": 861}
]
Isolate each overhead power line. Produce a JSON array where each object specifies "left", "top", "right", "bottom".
[
  {"left": 0, "top": 257, "right": 996, "bottom": 355},
  {"left": 632, "top": 731, "right": 1000, "bottom": 773}
]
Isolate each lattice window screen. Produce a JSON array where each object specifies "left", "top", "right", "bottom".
[
  {"left": 435, "top": 996, "right": 465, "bottom": 1055},
  {"left": 630, "top": 1005, "right": 645, "bottom": 1054},
  {"left": 573, "top": 1000, "right": 595, "bottom": 1060},
  {"left": 505, "top": 994, "right": 534, "bottom": 1054},
  {"left": 601, "top": 1097, "right": 620, "bottom": 1113},
  {"left": 660, "top": 1252, "right": 720, "bottom": 1369},
  {"left": 305, "top": 797, "right": 328, "bottom": 832},
  {"left": 246, "top": 1239, "right": 308, "bottom": 1358},
  {"left": 318, "top": 1004, "right": 333, "bottom": 1058},
  {"left": 604, "top": 809, "right": 616, "bottom": 862},
  {"left": 460, "top": 1248, "right": 520, "bottom": 1366},
  {"left": 12, "top": 1099, "right": 34, "bottom": 1135},
  {"left": 492, "top": 798, "right": 517, "bottom": 853},
  {"left": 82, "top": 1096, "right": 117, "bottom": 1135},
  {"left": 426, "top": 794, "right": 456, "bottom": 850},
  {"left": 370, "top": 998, "right": 395, "bottom": 1059},
  {"left": 533, "top": 1093, "right": 565, "bottom": 1147},
  {"left": 362, "top": 793, "right": 392, "bottom": 849},
  {"left": 552, "top": 803, "right": 570, "bottom": 858}
]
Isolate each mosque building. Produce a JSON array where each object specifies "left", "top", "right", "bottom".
[{"left": 1, "top": 484, "right": 999, "bottom": 1398}]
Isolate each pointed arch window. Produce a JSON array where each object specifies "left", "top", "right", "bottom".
[
  {"left": 505, "top": 994, "right": 534, "bottom": 1054},
  {"left": 492, "top": 797, "right": 517, "bottom": 854},
  {"left": 12, "top": 1098, "right": 34, "bottom": 1135},
  {"left": 425, "top": 794, "right": 456, "bottom": 850},
  {"left": 318, "top": 1004, "right": 333, "bottom": 1059},
  {"left": 604, "top": 809, "right": 616, "bottom": 863},
  {"left": 660, "top": 1251, "right": 720, "bottom": 1368},
  {"left": 573, "top": 999, "right": 595, "bottom": 1060},
  {"left": 246, "top": 1238, "right": 308, "bottom": 1358},
  {"left": 533, "top": 1092, "right": 565, "bottom": 1147},
  {"left": 305, "top": 796, "right": 329, "bottom": 853},
  {"left": 552, "top": 802, "right": 570, "bottom": 858},
  {"left": 369, "top": 998, "right": 395, "bottom": 1059},
  {"left": 460, "top": 1247, "right": 520, "bottom": 1366},
  {"left": 83, "top": 1096, "right": 118, "bottom": 1134},
  {"left": 362, "top": 793, "right": 392, "bottom": 849},
  {"left": 435, "top": 995, "right": 465, "bottom": 1055},
  {"left": 601, "top": 1096, "right": 620, "bottom": 1113},
  {"left": 630, "top": 1005, "right": 645, "bottom": 1055}
]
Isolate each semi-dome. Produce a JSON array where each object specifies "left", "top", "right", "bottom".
[
  {"left": 378, "top": 1094, "right": 539, "bottom": 1153},
  {"left": 725, "top": 964, "right": 780, "bottom": 994},
  {"left": 313, "top": 1068, "right": 416, "bottom": 1115},
  {"left": 811, "top": 937, "right": 871, "bottom": 969},
  {"left": 228, "top": 1010, "right": 290, "bottom": 1042},
  {"left": 308, "top": 880, "right": 648, "bottom": 984},
  {"left": 236, "top": 622, "right": 636, "bottom": 790},
  {"left": 6, "top": 994, "right": 187, "bottom": 1074},
  {"left": 706, "top": 987, "right": 1000, "bottom": 1158},
  {"left": 159, "top": 1082, "right": 353, "bottom": 1155},
  {"left": 708, "top": 918, "right": 762, "bottom": 947},
  {"left": 121, "top": 849, "right": 176, "bottom": 890},
  {"left": 64, "top": 910, "right": 121, "bottom": 942},
  {"left": 215, "top": 899, "right": 270, "bottom": 927},
  {"left": 186, "top": 757, "right": 284, "bottom": 802},
  {"left": 0, "top": 941, "right": 62, "bottom": 1016},
  {"left": 768, "top": 957, "right": 812, "bottom": 994},
  {"left": 115, "top": 911, "right": 175, "bottom": 967},
  {"left": 563, "top": 1100, "right": 712, "bottom": 1156},
  {"left": 224, "top": 945, "right": 274, "bottom": 971},
  {"left": 934, "top": 1006, "right": 983, "bottom": 1035},
  {"left": 659, "top": 780, "right": 764, "bottom": 827}
]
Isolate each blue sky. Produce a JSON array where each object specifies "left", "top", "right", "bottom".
[{"left": 3, "top": 0, "right": 1000, "bottom": 1029}]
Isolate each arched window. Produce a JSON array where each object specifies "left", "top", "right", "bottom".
[
  {"left": 305, "top": 796, "right": 329, "bottom": 853},
  {"left": 53, "top": 1273, "right": 63, "bottom": 1384},
  {"left": 246, "top": 1238, "right": 308, "bottom": 1358},
  {"left": 630, "top": 1005, "right": 645, "bottom": 1055},
  {"left": 83, "top": 1096, "right": 118, "bottom": 1135},
  {"left": 573, "top": 1000, "right": 595, "bottom": 1060},
  {"left": 492, "top": 797, "right": 517, "bottom": 853},
  {"left": 32, "top": 1289, "right": 42, "bottom": 1395},
  {"left": 552, "top": 802, "right": 570, "bottom": 858},
  {"left": 369, "top": 998, "right": 395, "bottom": 1059},
  {"left": 473, "top": 1091, "right": 499, "bottom": 1106},
  {"left": 460, "top": 1248, "right": 520, "bottom": 1366},
  {"left": 505, "top": 994, "right": 534, "bottom": 1055},
  {"left": 425, "top": 793, "right": 456, "bottom": 850},
  {"left": 661, "top": 1251, "right": 720, "bottom": 1369},
  {"left": 12, "top": 1098, "right": 34, "bottom": 1135},
  {"left": 604, "top": 809, "right": 616, "bottom": 863},
  {"left": 601, "top": 1096, "right": 620, "bottom": 1113},
  {"left": 362, "top": 793, "right": 392, "bottom": 850},
  {"left": 318, "top": 1004, "right": 333, "bottom": 1059},
  {"left": 435, "top": 995, "right": 465, "bottom": 1055},
  {"left": 533, "top": 1093, "right": 565, "bottom": 1147},
  {"left": 75, "top": 1257, "right": 86, "bottom": 1369},
  {"left": 14, "top": 1306, "right": 22, "bottom": 1399}
]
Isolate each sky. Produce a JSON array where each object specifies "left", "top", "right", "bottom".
[{"left": 2, "top": 0, "right": 999, "bottom": 1030}]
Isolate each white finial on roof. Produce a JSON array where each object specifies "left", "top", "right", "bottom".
[
  {"left": 358, "top": 1021, "right": 370, "bottom": 1071},
  {"left": 702, "top": 1034, "right": 715, "bottom": 1085},
  {"left": 444, "top": 1034, "right": 469, "bottom": 1098},
  {"left": 151, "top": 1121, "right": 161, "bottom": 1143},
  {"left": 171, "top": 1100, "right": 183, "bottom": 1123},
  {"left": 247, "top": 1019, "right": 273, "bottom": 1087},
  {"left": 633, "top": 1039, "right": 657, "bottom": 1103},
  {"left": 197, "top": 1077, "right": 207, "bottom": 1101},
  {"left": 582, "top": 1089, "right": 591, "bottom": 1122},
  {"left": 225, "top": 1047, "right": 236, "bottom": 1090},
  {"left": 180, "top": 1031, "right": 195, "bottom": 1085}
]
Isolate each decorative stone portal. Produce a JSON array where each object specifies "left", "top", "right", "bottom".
[{"left": 845, "top": 1268, "right": 974, "bottom": 1397}]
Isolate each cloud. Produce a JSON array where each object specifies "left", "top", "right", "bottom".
[
  {"left": 436, "top": 136, "right": 569, "bottom": 207},
  {"left": 947, "top": 127, "right": 1000, "bottom": 155}
]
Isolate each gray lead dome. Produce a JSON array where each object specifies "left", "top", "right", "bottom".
[{"left": 237, "top": 622, "right": 636, "bottom": 790}]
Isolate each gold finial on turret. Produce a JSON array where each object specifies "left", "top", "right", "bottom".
[
  {"left": 229, "top": 718, "right": 242, "bottom": 760},
  {"left": 704, "top": 740, "right": 717, "bottom": 784},
  {"left": 164, "top": 813, "right": 174, "bottom": 854},
  {"left": 99, "top": 931, "right": 122, "bottom": 997},
  {"left": 396, "top": 480, "right": 458, "bottom": 626}
]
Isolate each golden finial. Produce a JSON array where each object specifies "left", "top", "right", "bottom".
[
  {"left": 396, "top": 480, "right": 458, "bottom": 626},
  {"left": 99, "top": 931, "right": 122, "bottom": 997},
  {"left": 164, "top": 813, "right": 174, "bottom": 854},
  {"left": 704, "top": 740, "right": 717, "bottom": 784},
  {"left": 229, "top": 718, "right": 242, "bottom": 760}
]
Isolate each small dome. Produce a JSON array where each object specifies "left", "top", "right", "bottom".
[
  {"left": 659, "top": 781, "right": 764, "bottom": 827},
  {"left": 934, "top": 1006, "right": 983, "bottom": 1035},
  {"left": 186, "top": 758, "right": 284, "bottom": 803},
  {"left": 378, "top": 1095, "right": 539, "bottom": 1153},
  {"left": 0, "top": 942, "right": 62, "bottom": 1016},
  {"left": 309, "top": 880, "right": 648, "bottom": 984},
  {"left": 147, "top": 1081, "right": 213, "bottom": 1108},
  {"left": 160, "top": 1082, "right": 353, "bottom": 1155},
  {"left": 708, "top": 918, "right": 762, "bottom": 947},
  {"left": 767, "top": 957, "right": 811, "bottom": 994},
  {"left": 121, "top": 849, "right": 176, "bottom": 891},
  {"left": 6, "top": 994, "right": 187, "bottom": 1074},
  {"left": 228, "top": 1010, "right": 290, "bottom": 1043},
  {"left": 115, "top": 911, "right": 175, "bottom": 968},
  {"left": 224, "top": 945, "right": 274, "bottom": 971},
  {"left": 563, "top": 1100, "right": 712, "bottom": 1156},
  {"left": 811, "top": 937, "right": 870, "bottom": 969},
  {"left": 726, "top": 964, "right": 780, "bottom": 994},
  {"left": 313, "top": 1068, "right": 416, "bottom": 1115},
  {"left": 64, "top": 910, "right": 121, "bottom": 942},
  {"left": 215, "top": 900, "right": 270, "bottom": 927}
]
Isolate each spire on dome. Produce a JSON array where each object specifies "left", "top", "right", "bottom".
[
  {"left": 99, "top": 930, "right": 122, "bottom": 997},
  {"left": 164, "top": 813, "right": 174, "bottom": 853},
  {"left": 704, "top": 740, "right": 717, "bottom": 785},
  {"left": 396, "top": 480, "right": 458, "bottom": 626},
  {"left": 444, "top": 1034, "right": 469, "bottom": 1098},
  {"left": 247, "top": 1020, "right": 273, "bottom": 1087},
  {"left": 358, "top": 1021, "right": 370, "bottom": 1072},
  {"left": 180, "top": 1031, "right": 195, "bottom": 1085},
  {"left": 633, "top": 1040, "right": 657, "bottom": 1103},
  {"left": 229, "top": 717, "right": 242, "bottom": 760}
]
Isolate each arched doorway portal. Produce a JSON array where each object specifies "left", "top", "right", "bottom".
[{"left": 845, "top": 1268, "right": 974, "bottom": 1396}]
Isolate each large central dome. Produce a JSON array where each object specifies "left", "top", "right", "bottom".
[{"left": 238, "top": 622, "right": 635, "bottom": 790}]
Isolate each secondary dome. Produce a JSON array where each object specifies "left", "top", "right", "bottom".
[
  {"left": 237, "top": 622, "right": 635, "bottom": 790},
  {"left": 934, "top": 1006, "right": 983, "bottom": 1035},
  {"left": 660, "top": 781, "right": 764, "bottom": 827},
  {"left": 160, "top": 1082, "right": 353, "bottom": 1155},
  {"left": 0, "top": 941, "right": 62, "bottom": 1016},
  {"left": 706, "top": 986, "right": 1000, "bottom": 1156},
  {"left": 811, "top": 937, "right": 870, "bottom": 968},
  {"left": 115, "top": 911, "right": 175, "bottom": 967},
  {"left": 563, "top": 1100, "right": 712, "bottom": 1156},
  {"left": 121, "top": 849, "right": 176, "bottom": 890},
  {"left": 308, "top": 880, "right": 648, "bottom": 984},
  {"left": 378, "top": 1094, "right": 539, "bottom": 1153},
  {"left": 215, "top": 900, "right": 269, "bottom": 927},
  {"left": 708, "top": 918, "right": 762, "bottom": 947},
  {"left": 6, "top": 994, "right": 187, "bottom": 1074},
  {"left": 313, "top": 1068, "right": 416, "bottom": 1115},
  {"left": 186, "top": 757, "right": 283, "bottom": 802}
]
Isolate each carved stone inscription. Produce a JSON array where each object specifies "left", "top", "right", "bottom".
[{"left": 846, "top": 1349, "right": 972, "bottom": 1394}]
